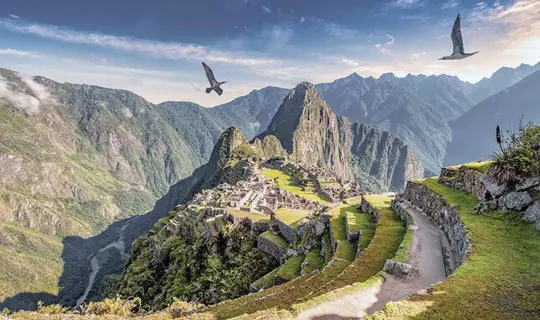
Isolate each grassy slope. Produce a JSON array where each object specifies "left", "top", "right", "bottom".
[
  {"left": 275, "top": 208, "right": 311, "bottom": 226},
  {"left": 260, "top": 168, "right": 329, "bottom": 203},
  {"left": 449, "top": 160, "right": 493, "bottom": 173},
  {"left": 329, "top": 205, "right": 358, "bottom": 261},
  {"left": 367, "top": 178, "right": 540, "bottom": 320},
  {"left": 227, "top": 208, "right": 270, "bottom": 222},
  {"left": 276, "top": 255, "right": 305, "bottom": 281},
  {"left": 301, "top": 195, "right": 405, "bottom": 300}
]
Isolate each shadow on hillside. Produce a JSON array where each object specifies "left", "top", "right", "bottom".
[{"left": 0, "top": 166, "right": 205, "bottom": 311}]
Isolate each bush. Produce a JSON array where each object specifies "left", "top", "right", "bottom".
[
  {"left": 36, "top": 301, "right": 69, "bottom": 315},
  {"left": 168, "top": 298, "right": 205, "bottom": 318},
  {"left": 492, "top": 120, "right": 540, "bottom": 183},
  {"left": 85, "top": 296, "right": 141, "bottom": 316}
]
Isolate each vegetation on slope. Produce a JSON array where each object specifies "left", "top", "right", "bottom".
[{"left": 367, "top": 178, "right": 540, "bottom": 320}]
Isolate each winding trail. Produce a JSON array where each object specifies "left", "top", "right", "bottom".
[
  {"left": 295, "top": 202, "right": 453, "bottom": 320},
  {"left": 75, "top": 217, "right": 137, "bottom": 307}
]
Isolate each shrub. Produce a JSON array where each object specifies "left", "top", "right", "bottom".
[
  {"left": 168, "top": 298, "right": 205, "bottom": 318},
  {"left": 492, "top": 119, "right": 540, "bottom": 183},
  {"left": 36, "top": 301, "right": 69, "bottom": 315},
  {"left": 85, "top": 296, "right": 141, "bottom": 316}
]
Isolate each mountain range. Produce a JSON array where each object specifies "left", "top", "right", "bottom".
[{"left": 0, "top": 60, "right": 539, "bottom": 309}]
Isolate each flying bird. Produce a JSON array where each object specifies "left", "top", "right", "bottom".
[
  {"left": 439, "top": 14, "right": 479, "bottom": 60},
  {"left": 202, "top": 62, "right": 226, "bottom": 96}
]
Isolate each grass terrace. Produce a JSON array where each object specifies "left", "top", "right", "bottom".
[
  {"left": 449, "top": 160, "right": 494, "bottom": 173},
  {"left": 227, "top": 207, "right": 270, "bottom": 222},
  {"left": 366, "top": 178, "right": 540, "bottom": 320},
  {"left": 276, "top": 255, "right": 305, "bottom": 281},
  {"left": 261, "top": 168, "right": 329, "bottom": 204},
  {"left": 259, "top": 230, "right": 289, "bottom": 249},
  {"left": 275, "top": 208, "right": 311, "bottom": 226},
  {"left": 303, "top": 195, "right": 405, "bottom": 299},
  {"left": 302, "top": 249, "right": 325, "bottom": 274}
]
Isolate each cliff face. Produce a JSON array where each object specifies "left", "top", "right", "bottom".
[{"left": 258, "top": 82, "right": 423, "bottom": 191}]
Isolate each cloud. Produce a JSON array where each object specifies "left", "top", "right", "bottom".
[
  {"left": 122, "top": 107, "right": 133, "bottom": 118},
  {"left": 441, "top": 0, "right": 459, "bottom": 9},
  {"left": 340, "top": 59, "right": 359, "bottom": 67},
  {"left": 411, "top": 52, "right": 427, "bottom": 59},
  {"left": 324, "top": 23, "right": 364, "bottom": 41},
  {"left": 0, "top": 19, "right": 276, "bottom": 67},
  {"left": 374, "top": 34, "right": 395, "bottom": 53},
  {"left": 0, "top": 73, "right": 54, "bottom": 115},
  {"left": 0, "top": 48, "right": 42, "bottom": 58},
  {"left": 261, "top": 6, "right": 271, "bottom": 13},
  {"left": 300, "top": 17, "right": 305, "bottom": 23},
  {"left": 8, "top": 14, "right": 20, "bottom": 19},
  {"left": 389, "top": 0, "right": 423, "bottom": 8}
]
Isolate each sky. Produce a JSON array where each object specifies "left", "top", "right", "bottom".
[{"left": 0, "top": 0, "right": 539, "bottom": 107}]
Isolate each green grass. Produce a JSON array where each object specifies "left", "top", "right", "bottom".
[
  {"left": 329, "top": 205, "right": 357, "bottom": 261},
  {"left": 302, "top": 196, "right": 406, "bottom": 299},
  {"left": 366, "top": 178, "right": 540, "bottom": 320},
  {"left": 275, "top": 208, "right": 311, "bottom": 226},
  {"left": 261, "top": 168, "right": 329, "bottom": 203},
  {"left": 251, "top": 268, "right": 279, "bottom": 290},
  {"left": 302, "top": 249, "right": 325, "bottom": 274},
  {"left": 227, "top": 208, "right": 270, "bottom": 222},
  {"left": 260, "top": 230, "right": 289, "bottom": 249},
  {"left": 393, "top": 225, "right": 414, "bottom": 263},
  {"left": 449, "top": 160, "right": 494, "bottom": 174},
  {"left": 276, "top": 255, "right": 305, "bottom": 281}
]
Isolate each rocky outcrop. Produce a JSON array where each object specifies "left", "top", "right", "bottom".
[
  {"left": 257, "top": 82, "right": 424, "bottom": 192},
  {"left": 400, "top": 181, "right": 469, "bottom": 268},
  {"left": 439, "top": 167, "right": 487, "bottom": 200},
  {"left": 251, "top": 135, "right": 287, "bottom": 160}
]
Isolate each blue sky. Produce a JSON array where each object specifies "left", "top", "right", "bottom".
[{"left": 1, "top": 0, "right": 539, "bottom": 106}]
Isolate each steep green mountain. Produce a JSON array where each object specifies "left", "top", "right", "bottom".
[
  {"left": 0, "top": 68, "right": 262, "bottom": 308},
  {"left": 445, "top": 69, "right": 540, "bottom": 166},
  {"left": 258, "top": 82, "right": 424, "bottom": 192}
]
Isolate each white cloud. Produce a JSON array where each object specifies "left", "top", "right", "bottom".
[
  {"left": 0, "top": 73, "right": 54, "bottom": 115},
  {"left": 261, "top": 6, "right": 271, "bottom": 13},
  {"left": 340, "top": 59, "right": 359, "bottom": 67},
  {"left": 0, "top": 19, "right": 276, "bottom": 67},
  {"left": 389, "top": 0, "right": 423, "bottom": 8},
  {"left": 9, "top": 14, "right": 20, "bottom": 19},
  {"left": 122, "top": 107, "right": 133, "bottom": 118},
  {"left": 411, "top": 52, "right": 427, "bottom": 59},
  {"left": 374, "top": 34, "right": 395, "bottom": 53},
  {"left": 300, "top": 17, "right": 305, "bottom": 23},
  {"left": 0, "top": 48, "right": 42, "bottom": 58},
  {"left": 441, "top": 0, "right": 459, "bottom": 9}
]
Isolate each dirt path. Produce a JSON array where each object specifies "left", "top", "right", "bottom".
[{"left": 295, "top": 202, "right": 453, "bottom": 320}]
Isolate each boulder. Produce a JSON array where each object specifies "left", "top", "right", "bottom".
[
  {"left": 523, "top": 201, "right": 540, "bottom": 224},
  {"left": 498, "top": 191, "right": 533, "bottom": 211},
  {"left": 480, "top": 174, "right": 507, "bottom": 198},
  {"left": 383, "top": 259, "right": 420, "bottom": 278},
  {"left": 516, "top": 178, "right": 540, "bottom": 191},
  {"left": 314, "top": 221, "right": 326, "bottom": 236}
]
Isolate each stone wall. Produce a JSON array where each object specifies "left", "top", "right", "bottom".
[
  {"left": 390, "top": 200, "right": 411, "bottom": 226},
  {"left": 345, "top": 212, "right": 360, "bottom": 243},
  {"left": 274, "top": 218, "right": 299, "bottom": 243},
  {"left": 257, "top": 234, "right": 286, "bottom": 260},
  {"left": 438, "top": 167, "right": 487, "bottom": 200},
  {"left": 400, "top": 181, "right": 470, "bottom": 268},
  {"left": 360, "top": 197, "right": 380, "bottom": 222}
]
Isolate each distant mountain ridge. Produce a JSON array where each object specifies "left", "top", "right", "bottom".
[{"left": 445, "top": 69, "right": 540, "bottom": 166}]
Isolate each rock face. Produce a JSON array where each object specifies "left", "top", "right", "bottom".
[
  {"left": 251, "top": 135, "right": 288, "bottom": 159},
  {"left": 439, "top": 167, "right": 488, "bottom": 200},
  {"left": 400, "top": 181, "right": 469, "bottom": 268},
  {"left": 258, "top": 82, "right": 424, "bottom": 192}
]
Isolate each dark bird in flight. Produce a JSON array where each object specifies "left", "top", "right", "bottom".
[
  {"left": 202, "top": 62, "right": 226, "bottom": 96},
  {"left": 439, "top": 14, "right": 479, "bottom": 60}
]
